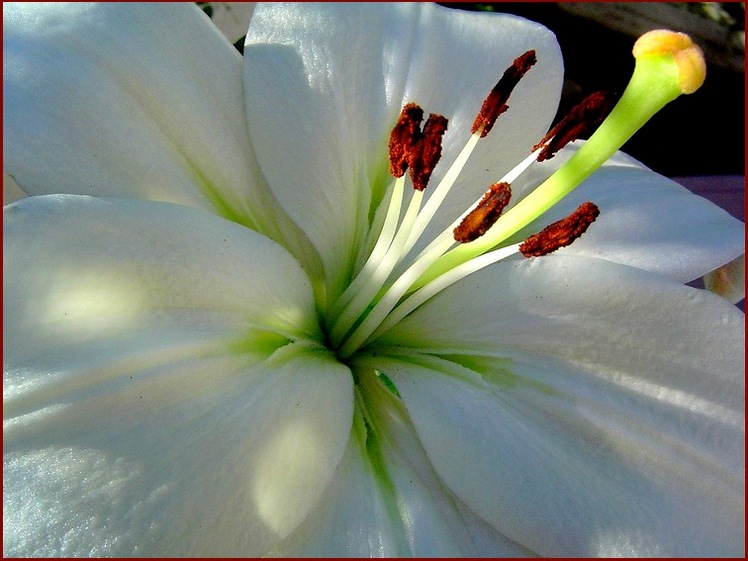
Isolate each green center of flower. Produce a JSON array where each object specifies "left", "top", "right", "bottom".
[{"left": 327, "top": 30, "right": 706, "bottom": 359}]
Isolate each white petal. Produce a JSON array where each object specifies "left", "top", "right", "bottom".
[
  {"left": 203, "top": 2, "right": 255, "bottom": 43},
  {"left": 3, "top": 171, "right": 25, "bottom": 205},
  {"left": 703, "top": 254, "right": 745, "bottom": 304},
  {"left": 375, "top": 255, "right": 744, "bottom": 555},
  {"left": 510, "top": 143, "right": 745, "bottom": 282},
  {"left": 2, "top": 3, "right": 284, "bottom": 236},
  {"left": 377, "top": 351, "right": 743, "bottom": 557},
  {"left": 379, "top": 255, "right": 744, "bottom": 414},
  {"left": 267, "top": 417, "right": 401, "bottom": 558},
  {"left": 4, "top": 195, "right": 320, "bottom": 375},
  {"left": 244, "top": 2, "right": 562, "bottom": 295},
  {"left": 355, "top": 369, "right": 532, "bottom": 557},
  {"left": 270, "top": 368, "right": 531, "bottom": 557},
  {"left": 4, "top": 195, "right": 351, "bottom": 555},
  {"left": 4, "top": 343, "right": 353, "bottom": 557}
]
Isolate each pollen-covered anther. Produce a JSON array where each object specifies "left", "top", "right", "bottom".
[
  {"left": 389, "top": 103, "right": 424, "bottom": 177},
  {"left": 520, "top": 201, "right": 600, "bottom": 257},
  {"left": 532, "top": 91, "right": 615, "bottom": 162},
  {"left": 409, "top": 113, "right": 449, "bottom": 191},
  {"left": 453, "top": 182, "right": 512, "bottom": 243},
  {"left": 388, "top": 103, "right": 448, "bottom": 190},
  {"left": 472, "top": 50, "right": 536, "bottom": 138}
]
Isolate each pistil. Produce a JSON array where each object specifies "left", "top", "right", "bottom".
[
  {"left": 416, "top": 29, "right": 707, "bottom": 287},
  {"left": 333, "top": 30, "right": 706, "bottom": 358}
]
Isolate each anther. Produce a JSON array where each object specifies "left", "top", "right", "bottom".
[
  {"left": 388, "top": 103, "right": 448, "bottom": 191},
  {"left": 409, "top": 114, "right": 449, "bottom": 191},
  {"left": 472, "top": 50, "right": 537, "bottom": 138},
  {"left": 520, "top": 201, "right": 600, "bottom": 257},
  {"left": 389, "top": 103, "right": 424, "bottom": 177},
  {"left": 454, "top": 182, "right": 512, "bottom": 243},
  {"left": 532, "top": 91, "right": 615, "bottom": 162}
]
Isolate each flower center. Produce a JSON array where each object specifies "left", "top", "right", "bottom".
[{"left": 327, "top": 30, "right": 706, "bottom": 359}]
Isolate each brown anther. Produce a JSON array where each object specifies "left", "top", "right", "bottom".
[
  {"left": 532, "top": 91, "right": 615, "bottom": 162},
  {"left": 453, "top": 182, "right": 512, "bottom": 243},
  {"left": 520, "top": 201, "right": 600, "bottom": 257},
  {"left": 472, "top": 50, "right": 537, "bottom": 138},
  {"left": 389, "top": 103, "right": 424, "bottom": 177},
  {"left": 409, "top": 114, "right": 449, "bottom": 191}
]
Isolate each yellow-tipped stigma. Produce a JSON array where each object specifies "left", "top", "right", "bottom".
[{"left": 633, "top": 30, "right": 706, "bottom": 94}]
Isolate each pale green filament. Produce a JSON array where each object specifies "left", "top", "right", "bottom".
[
  {"left": 364, "top": 242, "right": 523, "bottom": 348},
  {"left": 328, "top": 182, "right": 418, "bottom": 345},
  {"left": 329, "top": 132, "right": 482, "bottom": 346},
  {"left": 404, "top": 132, "right": 482, "bottom": 249},
  {"left": 328, "top": 176, "right": 405, "bottom": 323},
  {"left": 335, "top": 150, "right": 540, "bottom": 356}
]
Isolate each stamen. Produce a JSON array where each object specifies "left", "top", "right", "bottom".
[
  {"left": 334, "top": 30, "right": 707, "bottom": 359},
  {"left": 388, "top": 103, "right": 448, "bottom": 191},
  {"left": 409, "top": 114, "right": 449, "bottom": 191},
  {"left": 532, "top": 91, "right": 615, "bottom": 162},
  {"left": 328, "top": 175, "right": 406, "bottom": 328},
  {"left": 362, "top": 242, "right": 523, "bottom": 347},
  {"left": 519, "top": 201, "right": 600, "bottom": 257},
  {"left": 472, "top": 50, "right": 536, "bottom": 138},
  {"left": 329, "top": 105, "right": 449, "bottom": 344},
  {"left": 388, "top": 103, "right": 423, "bottom": 177},
  {"left": 415, "top": 29, "right": 707, "bottom": 287},
  {"left": 453, "top": 182, "right": 512, "bottom": 243}
]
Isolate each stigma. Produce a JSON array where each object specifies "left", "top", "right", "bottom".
[{"left": 329, "top": 29, "right": 707, "bottom": 358}]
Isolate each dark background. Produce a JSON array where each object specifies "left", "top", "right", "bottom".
[{"left": 442, "top": 2, "right": 745, "bottom": 178}]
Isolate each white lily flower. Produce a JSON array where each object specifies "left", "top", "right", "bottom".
[{"left": 3, "top": 2, "right": 744, "bottom": 557}]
